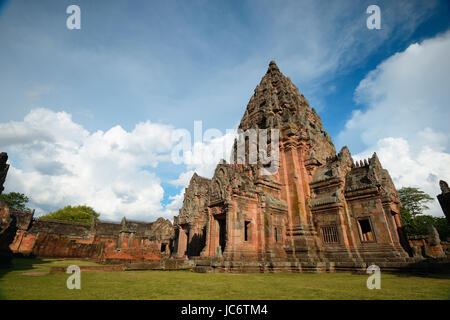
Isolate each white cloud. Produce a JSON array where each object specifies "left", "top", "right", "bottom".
[
  {"left": 353, "top": 137, "right": 450, "bottom": 216},
  {"left": 2, "top": 108, "right": 178, "bottom": 222},
  {"left": 0, "top": 121, "right": 52, "bottom": 148},
  {"left": 184, "top": 131, "right": 237, "bottom": 178},
  {"left": 169, "top": 126, "right": 237, "bottom": 184},
  {"left": 166, "top": 129, "right": 237, "bottom": 219},
  {"left": 340, "top": 32, "right": 450, "bottom": 216},
  {"left": 1, "top": 108, "right": 240, "bottom": 222},
  {"left": 163, "top": 190, "right": 186, "bottom": 222},
  {"left": 170, "top": 170, "right": 196, "bottom": 187}
]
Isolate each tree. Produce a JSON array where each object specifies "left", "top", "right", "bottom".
[
  {"left": 39, "top": 205, "right": 100, "bottom": 224},
  {"left": 432, "top": 216, "right": 450, "bottom": 241},
  {"left": 398, "top": 187, "right": 434, "bottom": 217},
  {"left": 0, "top": 192, "right": 30, "bottom": 211},
  {"left": 398, "top": 187, "right": 449, "bottom": 240}
]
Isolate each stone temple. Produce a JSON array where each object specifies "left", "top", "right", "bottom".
[
  {"left": 172, "top": 61, "right": 415, "bottom": 272},
  {"left": 1, "top": 62, "right": 448, "bottom": 271}
]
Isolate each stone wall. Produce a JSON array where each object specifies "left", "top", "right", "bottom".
[
  {"left": 9, "top": 211, "right": 174, "bottom": 263},
  {"left": 173, "top": 173, "right": 210, "bottom": 258},
  {"left": 171, "top": 62, "right": 425, "bottom": 272},
  {"left": 408, "top": 224, "right": 447, "bottom": 259},
  {"left": 0, "top": 150, "right": 175, "bottom": 264}
]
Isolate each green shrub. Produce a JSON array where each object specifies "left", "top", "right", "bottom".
[{"left": 39, "top": 205, "right": 99, "bottom": 224}]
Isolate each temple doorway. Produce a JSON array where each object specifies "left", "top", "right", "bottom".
[{"left": 217, "top": 217, "right": 226, "bottom": 253}]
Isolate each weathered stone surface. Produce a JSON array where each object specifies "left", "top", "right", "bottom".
[
  {"left": 0, "top": 152, "right": 9, "bottom": 195},
  {"left": 409, "top": 231, "right": 446, "bottom": 259},
  {"left": 3, "top": 63, "right": 449, "bottom": 272},
  {"left": 437, "top": 180, "right": 450, "bottom": 224},
  {"left": 50, "top": 265, "right": 125, "bottom": 273},
  {"left": 0, "top": 147, "right": 175, "bottom": 264},
  {"left": 0, "top": 153, "right": 14, "bottom": 266},
  {"left": 9, "top": 211, "right": 174, "bottom": 263},
  {"left": 428, "top": 224, "right": 441, "bottom": 246},
  {"left": 238, "top": 61, "right": 336, "bottom": 166},
  {"left": 173, "top": 173, "right": 210, "bottom": 257},
  {"left": 172, "top": 61, "right": 423, "bottom": 272},
  {"left": 0, "top": 203, "right": 17, "bottom": 266}
]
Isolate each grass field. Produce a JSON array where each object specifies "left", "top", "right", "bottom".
[{"left": 0, "top": 258, "right": 449, "bottom": 300}]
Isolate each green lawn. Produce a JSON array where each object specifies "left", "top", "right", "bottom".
[{"left": 0, "top": 258, "right": 449, "bottom": 300}]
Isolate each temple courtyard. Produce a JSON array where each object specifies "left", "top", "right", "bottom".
[{"left": 0, "top": 258, "right": 448, "bottom": 300}]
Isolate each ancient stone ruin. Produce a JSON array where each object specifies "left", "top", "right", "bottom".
[
  {"left": 8, "top": 212, "right": 174, "bottom": 263},
  {"left": 1, "top": 62, "right": 449, "bottom": 272},
  {"left": 0, "top": 152, "right": 8, "bottom": 195},
  {"left": 171, "top": 61, "right": 449, "bottom": 272},
  {"left": 0, "top": 152, "right": 174, "bottom": 264},
  {"left": 437, "top": 180, "right": 450, "bottom": 225},
  {"left": 0, "top": 152, "right": 15, "bottom": 266}
]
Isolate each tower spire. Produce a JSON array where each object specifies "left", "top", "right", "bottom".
[{"left": 267, "top": 60, "right": 280, "bottom": 73}]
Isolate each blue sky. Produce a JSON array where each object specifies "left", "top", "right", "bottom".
[{"left": 0, "top": 0, "right": 449, "bottom": 220}]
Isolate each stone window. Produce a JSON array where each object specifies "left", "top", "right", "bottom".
[
  {"left": 358, "top": 218, "right": 375, "bottom": 242},
  {"left": 160, "top": 243, "right": 166, "bottom": 252},
  {"left": 274, "top": 227, "right": 282, "bottom": 242},
  {"left": 244, "top": 221, "right": 250, "bottom": 242},
  {"left": 321, "top": 226, "right": 339, "bottom": 244}
]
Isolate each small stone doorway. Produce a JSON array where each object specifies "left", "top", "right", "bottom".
[{"left": 217, "top": 217, "right": 226, "bottom": 253}]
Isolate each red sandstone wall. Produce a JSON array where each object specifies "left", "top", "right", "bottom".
[
  {"left": 98, "top": 235, "right": 168, "bottom": 263},
  {"left": 10, "top": 231, "right": 169, "bottom": 262},
  {"left": 8, "top": 214, "right": 173, "bottom": 262},
  {"left": 408, "top": 237, "right": 446, "bottom": 258},
  {"left": 31, "top": 234, "right": 103, "bottom": 258}
]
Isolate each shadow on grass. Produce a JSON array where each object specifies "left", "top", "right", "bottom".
[
  {"left": 351, "top": 258, "right": 450, "bottom": 280},
  {"left": 0, "top": 256, "right": 51, "bottom": 300},
  {"left": 400, "top": 258, "right": 450, "bottom": 279},
  {"left": 391, "top": 271, "right": 450, "bottom": 280}
]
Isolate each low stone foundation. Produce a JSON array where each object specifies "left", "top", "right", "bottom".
[
  {"left": 125, "top": 259, "right": 195, "bottom": 271},
  {"left": 191, "top": 258, "right": 450, "bottom": 274},
  {"left": 110, "top": 256, "right": 450, "bottom": 274},
  {"left": 50, "top": 265, "right": 125, "bottom": 273},
  {"left": 37, "top": 255, "right": 450, "bottom": 275}
]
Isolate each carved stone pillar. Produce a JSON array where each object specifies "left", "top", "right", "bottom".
[{"left": 175, "top": 226, "right": 188, "bottom": 258}]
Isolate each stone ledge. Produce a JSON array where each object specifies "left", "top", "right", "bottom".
[{"left": 50, "top": 265, "right": 125, "bottom": 273}]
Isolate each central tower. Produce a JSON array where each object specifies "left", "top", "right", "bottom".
[{"left": 173, "top": 61, "right": 410, "bottom": 272}]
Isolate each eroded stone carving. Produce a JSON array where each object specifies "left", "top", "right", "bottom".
[
  {"left": 437, "top": 180, "right": 450, "bottom": 225},
  {"left": 172, "top": 62, "right": 417, "bottom": 272}
]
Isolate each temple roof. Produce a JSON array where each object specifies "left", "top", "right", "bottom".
[{"left": 236, "top": 61, "right": 337, "bottom": 164}]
